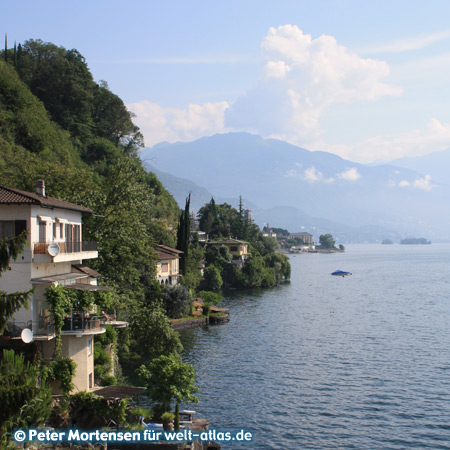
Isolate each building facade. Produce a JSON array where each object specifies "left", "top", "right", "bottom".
[
  {"left": 207, "top": 238, "right": 249, "bottom": 259},
  {"left": 0, "top": 181, "right": 106, "bottom": 393},
  {"left": 289, "top": 232, "right": 314, "bottom": 244},
  {"left": 155, "top": 244, "right": 183, "bottom": 285}
]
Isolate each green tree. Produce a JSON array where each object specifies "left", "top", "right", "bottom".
[
  {"left": 162, "top": 284, "right": 192, "bottom": 319},
  {"left": 123, "top": 306, "right": 182, "bottom": 369},
  {"left": 203, "top": 265, "right": 223, "bottom": 290},
  {"left": 138, "top": 353, "right": 199, "bottom": 426},
  {"left": 181, "top": 235, "right": 205, "bottom": 291},
  {"left": 198, "top": 290, "right": 222, "bottom": 316},
  {"left": 264, "top": 253, "right": 291, "bottom": 283},
  {"left": 236, "top": 255, "right": 266, "bottom": 288},
  {"left": 0, "top": 350, "right": 52, "bottom": 446},
  {"left": 176, "top": 194, "right": 191, "bottom": 275},
  {"left": 319, "top": 234, "right": 336, "bottom": 249},
  {"left": 91, "top": 80, "right": 143, "bottom": 155},
  {"left": 83, "top": 156, "right": 156, "bottom": 294},
  {"left": 0, "top": 231, "right": 33, "bottom": 333},
  {"left": 16, "top": 40, "right": 95, "bottom": 143}
]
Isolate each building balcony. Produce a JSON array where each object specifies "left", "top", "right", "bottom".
[
  {"left": 4, "top": 314, "right": 105, "bottom": 341},
  {"left": 61, "top": 313, "right": 106, "bottom": 336},
  {"left": 33, "top": 241, "right": 98, "bottom": 263},
  {"left": 4, "top": 319, "right": 55, "bottom": 341}
]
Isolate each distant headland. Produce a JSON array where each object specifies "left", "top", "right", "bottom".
[{"left": 400, "top": 238, "right": 431, "bottom": 245}]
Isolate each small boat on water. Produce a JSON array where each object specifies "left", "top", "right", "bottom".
[{"left": 331, "top": 270, "right": 352, "bottom": 277}]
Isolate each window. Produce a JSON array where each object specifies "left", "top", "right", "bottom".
[
  {"left": 230, "top": 246, "right": 238, "bottom": 252},
  {"left": 88, "top": 338, "right": 93, "bottom": 355},
  {"left": 38, "top": 221, "right": 46, "bottom": 243},
  {"left": 60, "top": 223, "right": 64, "bottom": 238},
  {"left": 53, "top": 222, "right": 57, "bottom": 240},
  {"left": 89, "top": 372, "right": 93, "bottom": 389},
  {"left": 0, "top": 221, "right": 14, "bottom": 240},
  {"left": 73, "top": 224, "right": 81, "bottom": 252},
  {"left": 161, "top": 262, "right": 169, "bottom": 272}
]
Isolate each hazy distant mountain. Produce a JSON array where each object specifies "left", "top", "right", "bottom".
[
  {"left": 145, "top": 164, "right": 215, "bottom": 211},
  {"left": 390, "top": 148, "right": 450, "bottom": 185},
  {"left": 145, "top": 164, "right": 399, "bottom": 242},
  {"left": 141, "top": 132, "right": 450, "bottom": 241},
  {"left": 145, "top": 163, "right": 260, "bottom": 213}
]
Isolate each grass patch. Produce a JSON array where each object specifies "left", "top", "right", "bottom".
[
  {"left": 169, "top": 315, "right": 208, "bottom": 323},
  {"left": 209, "top": 312, "right": 227, "bottom": 317}
]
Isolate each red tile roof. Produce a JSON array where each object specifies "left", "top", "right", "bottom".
[
  {"left": 0, "top": 185, "right": 93, "bottom": 213},
  {"left": 155, "top": 249, "right": 178, "bottom": 260},
  {"left": 156, "top": 244, "right": 183, "bottom": 254}
]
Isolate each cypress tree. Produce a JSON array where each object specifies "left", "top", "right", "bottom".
[
  {"left": 17, "top": 43, "right": 22, "bottom": 66},
  {"left": 4, "top": 34, "right": 7, "bottom": 62},
  {"left": 183, "top": 193, "right": 191, "bottom": 273},
  {"left": 176, "top": 194, "right": 191, "bottom": 275}
]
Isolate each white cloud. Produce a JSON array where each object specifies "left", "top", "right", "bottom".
[
  {"left": 127, "top": 100, "right": 229, "bottom": 147},
  {"left": 361, "top": 30, "right": 450, "bottom": 54},
  {"left": 413, "top": 175, "right": 437, "bottom": 191},
  {"left": 302, "top": 167, "right": 334, "bottom": 184},
  {"left": 318, "top": 118, "right": 450, "bottom": 163},
  {"left": 303, "top": 167, "right": 322, "bottom": 183},
  {"left": 390, "top": 175, "right": 436, "bottom": 191},
  {"left": 288, "top": 166, "right": 361, "bottom": 183},
  {"left": 126, "top": 26, "right": 448, "bottom": 165},
  {"left": 337, "top": 168, "right": 361, "bottom": 181},
  {"left": 225, "top": 25, "right": 401, "bottom": 144}
]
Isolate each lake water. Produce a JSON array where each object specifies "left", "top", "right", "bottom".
[{"left": 179, "top": 244, "right": 450, "bottom": 449}]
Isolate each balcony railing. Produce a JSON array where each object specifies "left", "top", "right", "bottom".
[
  {"left": 62, "top": 314, "right": 105, "bottom": 333},
  {"left": 4, "top": 320, "right": 55, "bottom": 339},
  {"left": 34, "top": 241, "right": 97, "bottom": 255}
]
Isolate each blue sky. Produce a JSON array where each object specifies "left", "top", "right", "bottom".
[{"left": 3, "top": 0, "right": 450, "bottom": 162}]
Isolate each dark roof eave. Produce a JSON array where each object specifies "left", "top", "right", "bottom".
[{"left": 0, "top": 185, "right": 94, "bottom": 214}]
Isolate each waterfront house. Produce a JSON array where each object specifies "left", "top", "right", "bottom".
[
  {"left": 262, "top": 225, "right": 277, "bottom": 239},
  {"left": 289, "top": 232, "right": 314, "bottom": 244},
  {"left": 207, "top": 238, "right": 249, "bottom": 263},
  {"left": 0, "top": 180, "right": 107, "bottom": 393},
  {"left": 155, "top": 244, "right": 183, "bottom": 285}
]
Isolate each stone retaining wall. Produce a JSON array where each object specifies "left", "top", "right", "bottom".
[{"left": 170, "top": 312, "right": 230, "bottom": 330}]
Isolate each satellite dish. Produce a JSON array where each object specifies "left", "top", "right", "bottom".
[
  {"left": 21, "top": 328, "right": 33, "bottom": 344},
  {"left": 47, "top": 242, "right": 60, "bottom": 257}
]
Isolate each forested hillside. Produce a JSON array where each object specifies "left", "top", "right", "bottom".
[{"left": 0, "top": 39, "right": 180, "bottom": 306}]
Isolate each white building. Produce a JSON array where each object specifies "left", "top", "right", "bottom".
[
  {"left": 155, "top": 244, "right": 183, "bottom": 285},
  {"left": 289, "top": 232, "right": 314, "bottom": 244},
  {"left": 0, "top": 180, "right": 107, "bottom": 393}
]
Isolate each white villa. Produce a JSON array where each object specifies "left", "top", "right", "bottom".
[
  {"left": 0, "top": 180, "right": 107, "bottom": 393},
  {"left": 155, "top": 244, "right": 183, "bottom": 285}
]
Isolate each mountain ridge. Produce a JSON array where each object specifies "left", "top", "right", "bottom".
[
  {"left": 142, "top": 133, "right": 450, "bottom": 241},
  {"left": 141, "top": 132, "right": 450, "bottom": 241}
]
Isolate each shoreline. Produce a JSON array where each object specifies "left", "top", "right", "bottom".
[{"left": 170, "top": 308, "right": 230, "bottom": 331}]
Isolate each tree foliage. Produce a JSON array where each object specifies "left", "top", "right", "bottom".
[
  {"left": 138, "top": 353, "right": 199, "bottom": 420},
  {"left": 319, "top": 234, "right": 336, "bottom": 249},
  {"left": 197, "top": 198, "right": 291, "bottom": 289},
  {"left": 176, "top": 194, "right": 191, "bottom": 275},
  {"left": 0, "top": 231, "right": 33, "bottom": 333},
  {"left": 0, "top": 349, "right": 52, "bottom": 445},
  {"left": 203, "top": 265, "right": 223, "bottom": 291},
  {"left": 122, "top": 306, "right": 182, "bottom": 372},
  {"left": 162, "top": 284, "right": 192, "bottom": 319}
]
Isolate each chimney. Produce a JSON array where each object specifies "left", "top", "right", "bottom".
[{"left": 36, "top": 179, "right": 45, "bottom": 197}]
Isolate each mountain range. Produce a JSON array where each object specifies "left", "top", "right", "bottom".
[{"left": 141, "top": 133, "right": 450, "bottom": 242}]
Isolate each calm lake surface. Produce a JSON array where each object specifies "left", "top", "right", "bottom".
[{"left": 179, "top": 244, "right": 450, "bottom": 449}]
